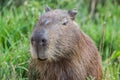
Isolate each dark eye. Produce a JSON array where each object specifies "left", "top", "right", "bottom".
[
  {"left": 62, "top": 18, "right": 68, "bottom": 25},
  {"left": 62, "top": 22, "right": 67, "bottom": 25}
]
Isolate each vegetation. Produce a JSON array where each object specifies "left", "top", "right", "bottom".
[{"left": 0, "top": 0, "right": 120, "bottom": 80}]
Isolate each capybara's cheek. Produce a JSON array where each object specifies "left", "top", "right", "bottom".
[{"left": 44, "top": 46, "right": 58, "bottom": 61}]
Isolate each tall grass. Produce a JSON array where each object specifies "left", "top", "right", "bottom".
[{"left": 0, "top": 0, "right": 120, "bottom": 80}]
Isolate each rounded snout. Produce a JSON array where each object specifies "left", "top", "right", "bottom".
[
  {"left": 30, "top": 31, "right": 48, "bottom": 61},
  {"left": 31, "top": 32, "right": 48, "bottom": 47}
]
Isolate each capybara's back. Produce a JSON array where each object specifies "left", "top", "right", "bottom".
[{"left": 29, "top": 7, "right": 102, "bottom": 80}]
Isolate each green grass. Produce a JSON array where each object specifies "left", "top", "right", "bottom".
[{"left": 0, "top": 0, "right": 120, "bottom": 80}]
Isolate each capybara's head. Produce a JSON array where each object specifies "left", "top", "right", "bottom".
[{"left": 30, "top": 7, "right": 80, "bottom": 61}]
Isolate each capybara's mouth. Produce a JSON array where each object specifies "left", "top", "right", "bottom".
[{"left": 37, "top": 58, "right": 47, "bottom": 61}]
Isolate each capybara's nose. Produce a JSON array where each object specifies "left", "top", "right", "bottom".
[
  {"left": 31, "top": 32, "right": 47, "bottom": 46},
  {"left": 40, "top": 38, "right": 47, "bottom": 46}
]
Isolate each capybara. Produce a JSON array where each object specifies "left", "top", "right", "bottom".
[{"left": 28, "top": 7, "right": 102, "bottom": 80}]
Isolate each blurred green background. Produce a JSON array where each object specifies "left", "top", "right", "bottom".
[{"left": 0, "top": 0, "right": 120, "bottom": 80}]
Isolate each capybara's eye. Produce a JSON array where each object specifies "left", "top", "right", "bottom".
[
  {"left": 62, "top": 18, "right": 68, "bottom": 25},
  {"left": 62, "top": 22, "right": 67, "bottom": 25}
]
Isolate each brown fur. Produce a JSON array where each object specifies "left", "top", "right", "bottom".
[{"left": 29, "top": 8, "right": 102, "bottom": 80}]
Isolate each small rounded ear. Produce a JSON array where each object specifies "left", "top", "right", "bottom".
[
  {"left": 45, "top": 6, "right": 52, "bottom": 12},
  {"left": 68, "top": 9, "right": 78, "bottom": 20}
]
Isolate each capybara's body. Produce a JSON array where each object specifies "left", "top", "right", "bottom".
[{"left": 29, "top": 7, "right": 102, "bottom": 80}]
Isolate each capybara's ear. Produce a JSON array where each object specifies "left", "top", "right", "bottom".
[
  {"left": 68, "top": 9, "right": 77, "bottom": 20},
  {"left": 45, "top": 6, "right": 52, "bottom": 12}
]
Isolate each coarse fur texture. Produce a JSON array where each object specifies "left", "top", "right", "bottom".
[{"left": 29, "top": 7, "right": 102, "bottom": 80}]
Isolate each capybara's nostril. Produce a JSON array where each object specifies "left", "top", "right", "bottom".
[
  {"left": 31, "top": 37, "right": 35, "bottom": 45},
  {"left": 31, "top": 37, "right": 34, "bottom": 41},
  {"left": 31, "top": 31, "right": 48, "bottom": 46},
  {"left": 41, "top": 38, "right": 47, "bottom": 43},
  {"left": 40, "top": 38, "right": 47, "bottom": 46}
]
